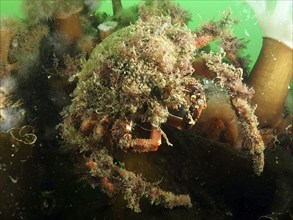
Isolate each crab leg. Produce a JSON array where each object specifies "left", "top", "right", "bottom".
[
  {"left": 167, "top": 112, "right": 200, "bottom": 130},
  {"left": 167, "top": 114, "right": 185, "bottom": 130},
  {"left": 195, "top": 34, "right": 217, "bottom": 49},
  {"left": 112, "top": 119, "right": 162, "bottom": 152},
  {"left": 124, "top": 127, "right": 162, "bottom": 152}
]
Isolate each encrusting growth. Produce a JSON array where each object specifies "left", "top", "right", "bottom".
[
  {"left": 194, "top": 10, "right": 250, "bottom": 71},
  {"left": 61, "top": 16, "right": 201, "bottom": 211},
  {"left": 86, "top": 149, "right": 192, "bottom": 212},
  {"left": 60, "top": 13, "right": 265, "bottom": 211}
]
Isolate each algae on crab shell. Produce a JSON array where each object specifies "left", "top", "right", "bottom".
[{"left": 0, "top": 0, "right": 292, "bottom": 219}]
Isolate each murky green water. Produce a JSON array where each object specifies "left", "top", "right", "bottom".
[{"left": 0, "top": 1, "right": 292, "bottom": 219}]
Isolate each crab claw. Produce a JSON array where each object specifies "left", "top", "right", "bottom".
[{"left": 167, "top": 79, "right": 206, "bottom": 130}]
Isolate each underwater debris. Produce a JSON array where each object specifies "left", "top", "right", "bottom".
[
  {"left": 8, "top": 125, "right": 37, "bottom": 145},
  {"left": 0, "top": 125, "right": 37, "bottom": 145},
  {"left": 0, "top": 125, "right": 36, "bottom": 219}
]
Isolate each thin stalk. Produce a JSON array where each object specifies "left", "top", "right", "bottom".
[
  {"left": 248, "top": 37, "right": 293, "bottom": 128},
  {"left": 112, "top": 0, "right": 122, "bottom": 16}
]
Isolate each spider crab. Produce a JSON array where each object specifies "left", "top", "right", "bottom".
[{"left": 60, "top": 16, "right": 264, "bottom": 212}]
